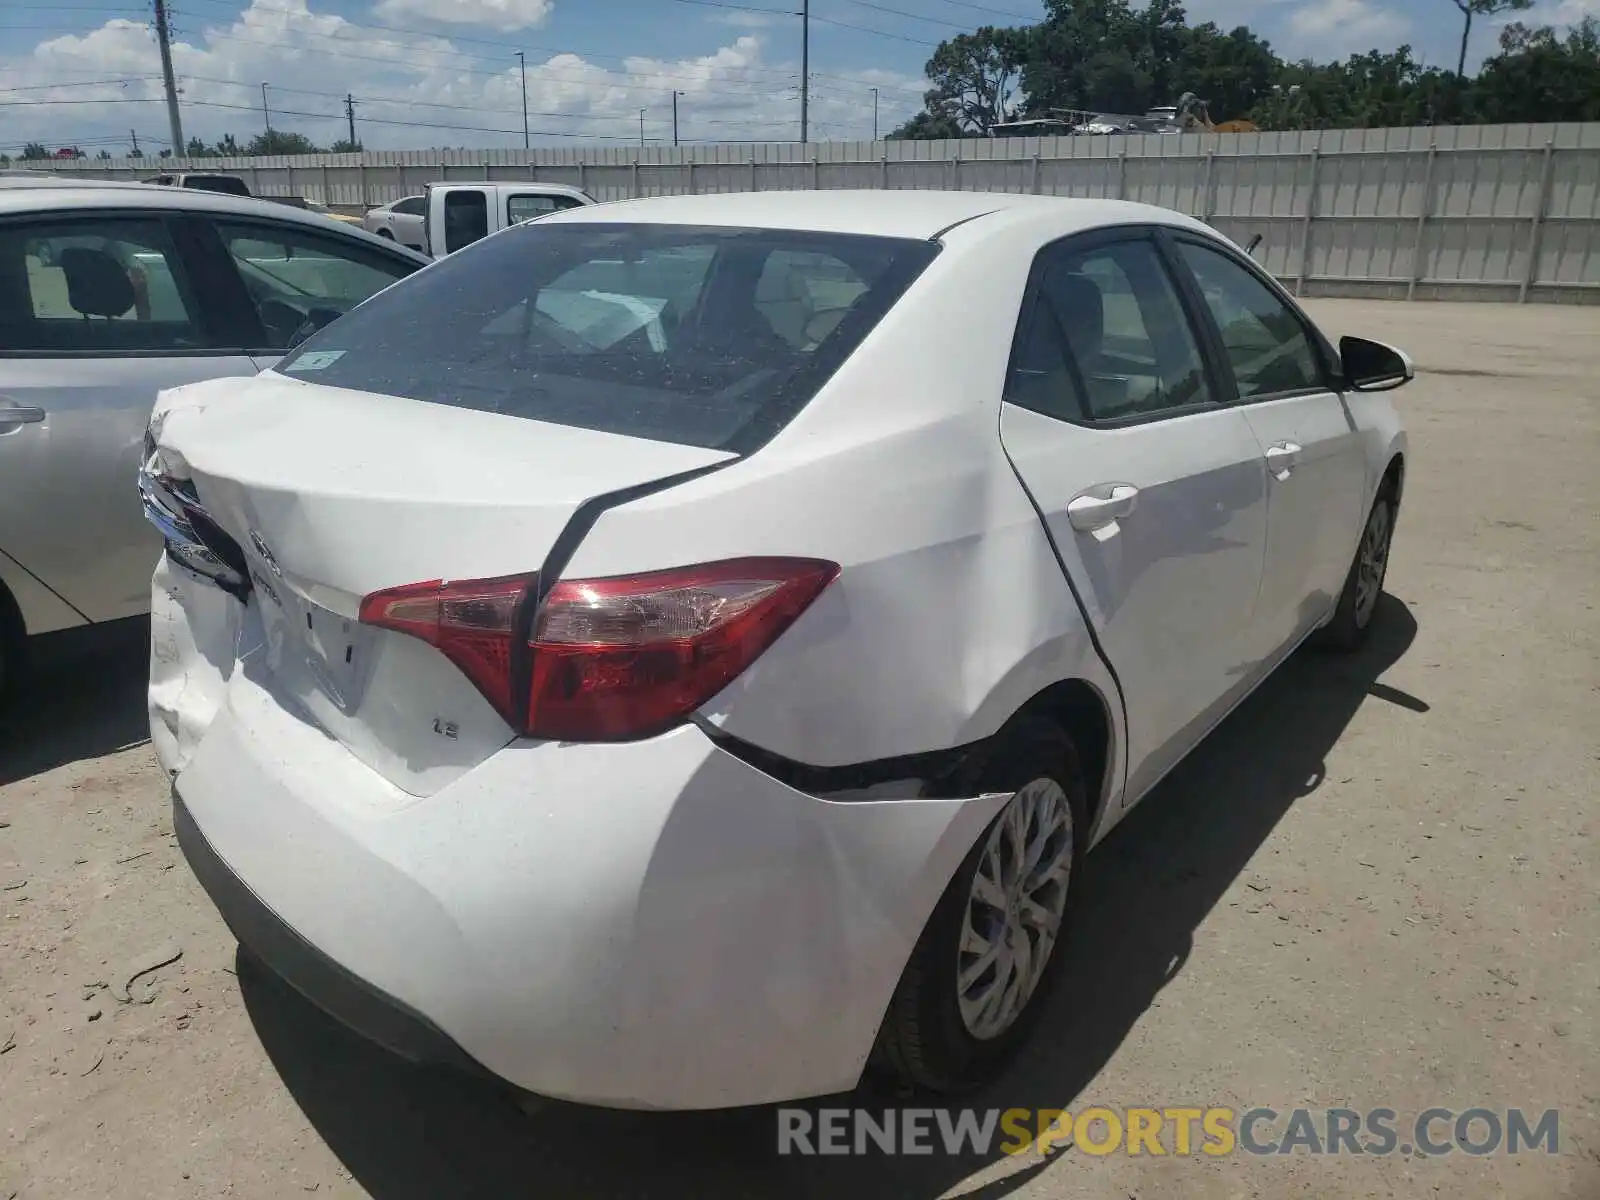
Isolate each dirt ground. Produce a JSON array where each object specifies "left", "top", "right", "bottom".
[{"left": 1, "top": 298, "right": 1596, "bottom": 1200}]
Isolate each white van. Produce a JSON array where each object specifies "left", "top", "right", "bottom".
[{"left": 424, "top": 181, "right": 596, "bottom": 257}]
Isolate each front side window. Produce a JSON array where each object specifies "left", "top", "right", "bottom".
[
  {"left": 506, "top": 193, "right": 585, "bottom": 225},
  {"left": 1008, "top": 237, "right": 1213, "bottom": 423},
  {"left": 393, "top": 196, "right": 426, "bottom": 216},
  {"left": 0, "top": 216, "right": 203, "bottom": 353},
  {"left": 211, "top": 219, "right": 417, "bottom": 350},
  {"left": 1176, "top": 240, "right": 1324, "bottom": 399},
  {"left": 278, "top": 223, "right": 939, "bottom": 452},
  {"left": 444, "top": 190, "right": 488, "bottom": 252}
]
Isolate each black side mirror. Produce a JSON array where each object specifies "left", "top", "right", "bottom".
[
  {"left": 1244, "top": 233, "right": 1263, "bottom": 258},
  {"left": 1340, "top": 335, "right": 1414, "bottom": 392}
]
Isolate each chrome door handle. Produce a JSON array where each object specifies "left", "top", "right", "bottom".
[
  {"left": 1066, "top": 483, "right": 1140, "bottom": 533},
  {"left": 1265, "top": 441, "right": 1302, "bottom": 479},
  {"left": 0, "top": 405, "right": 46, "bottom": 426}
]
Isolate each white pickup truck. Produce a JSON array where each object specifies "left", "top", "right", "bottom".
[{"left": 423, "top": 181, "right": 596, "bottom": 257}]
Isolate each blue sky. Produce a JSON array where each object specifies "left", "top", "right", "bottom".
[{"left": 1, "top": 0, "right": 1592, "bottom": 156}]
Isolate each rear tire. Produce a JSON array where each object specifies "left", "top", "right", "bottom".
[
  {"left": 1317, "top": 488, "right": 1397, "bottom": 653},
  {"left": 875, "top": 719, "right": 1088, "bottom": 1093}
]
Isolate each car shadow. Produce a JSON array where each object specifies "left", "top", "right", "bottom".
[
  {"left": 237, "top": 594, "right": 1421, "bottom": 1199},
  {"left": 0, "top": 617, "right": 152, "bottom": 787}
]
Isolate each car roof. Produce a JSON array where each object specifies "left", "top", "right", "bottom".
[
  {"left": 426, "top": 180, "right": 591, "bottom": 199},
  {"left": 534, "top": 189, "right": 1207, "bottom": 240},
  {"left": 0, "top": 180, "right": 429, "bottom": 258}
]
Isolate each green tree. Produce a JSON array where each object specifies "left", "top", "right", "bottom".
[
  {"left": 921, "top": 26, "right": 1027, "bottom": 134},
  {"left": 21, "top": 142, "right": 49, "bottom": 160},
  {"left": 1471, "top": 18, "right": 1600, "bottom": 122},
  {"left": 185, "top": 136, "right": 211, "bottom": 157},
  {"left": 214, "top": 133, "right": 242, "bottom": 156},
  {"left": 96, "top": 149, "right": 112, "bottom": 160},
  {"left": 888, "top": 110, "right": 965, "bottom": 139},
  {"left": 329, "top": 138, "right": 364, "bottom": 153},
  {"left": 1448, "top": 0, "right": 1533, "bottom": 76},
  {"left": 245, "top": 130, "right": 323, "bottom": 156}
]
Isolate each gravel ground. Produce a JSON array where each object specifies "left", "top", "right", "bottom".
[{"left": 1, "top": 298, "right": 1596, "bottom": 1200}]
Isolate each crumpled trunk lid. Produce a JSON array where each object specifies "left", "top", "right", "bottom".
[{"left": 149, "top": 372, "right": 733, "bottom": 795}]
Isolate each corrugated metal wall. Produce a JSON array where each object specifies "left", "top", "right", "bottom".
[{"left": 34, "top": 122, "right": 1600, "bottom": 302}]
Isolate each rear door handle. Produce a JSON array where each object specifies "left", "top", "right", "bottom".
[
  {"left": 1265, "top": 441, "right": 1302, "bottom": 479},
  {"left": 1066, "top": 483, "right": 1140, "bottom": 533},
  {"left": 0, "top": 403, "right": 46, "bottom": 426}
]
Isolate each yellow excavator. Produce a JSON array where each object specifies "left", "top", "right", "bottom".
[{"left": 1176, "top": 92, "right": 1259, "bottom": 134}]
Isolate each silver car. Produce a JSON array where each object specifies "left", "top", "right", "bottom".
[
  {"left": 0, "top": 177, "right": 428, "bottom": 690},
  {"left": 361, "top": 195, "right": 427, "bottom": 252}
]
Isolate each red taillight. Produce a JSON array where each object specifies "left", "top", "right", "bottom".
[
  {"left": 527, "top": 557, "right": 838, "bottom": 741},
  {"left": 358, "top": 558, "right": 837, "bottom": 741},
  {"left": 357, "top": 573, "right": 534, "bottom": 719}
]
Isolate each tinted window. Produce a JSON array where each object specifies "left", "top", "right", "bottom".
[
  {"left": 1176, "top": 240, "right": 1323, "bottom": 398},
  {"left": 392, "top": 196, "right": 425, "bottom": 216},
  {"left": 0, "top": 217, "right": 203, "bottom": 353},
  {"left": 278, "top": 223, "right": 939, "bottom": 452},
  {"left": 1008, "top": 237, "right": 1212, "bottom": 423},
  {"left": 212, "top": 219, "right": 417, "bottom": 350},
  {"left": 184, "top": 174, "right": 250, "bottom": 197},
  {"left": 444, "top": 190, "right": 488, "bottom": 252},
  {"left": 506, "top": 193, "right": 585, "bottom": 225}
]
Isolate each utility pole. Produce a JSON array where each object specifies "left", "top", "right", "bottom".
[
  {"left": 515, "top": 51, "right": 529, "bottom": 149},
  {"left": 152, "top": 0, "right": 184, "bottom": 153},
  {"left": 871, "top": 86, "right": 879, "bottom": 140},
  {"left": 261, "top": 82, "right": 272, "bottom": 138},
  {"left": 130, "top": 129, "right": 141, "bottom": 156},
  {"left": 345, "top": 93, "right": 357, "bottom": 148},
  {"left": 799, "top": 0, "right": 810, "bottom": 144},
  {"left": 672, "top": 91, "right": 681, "bottom": 147},
  {"left": 639, "top": 108, "right": 646, "bottom": 147}
]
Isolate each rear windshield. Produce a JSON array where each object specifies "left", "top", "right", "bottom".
[
  {"left": 277, "top": 222, "right": 939, "bottom": 452},
  {"left": 183, "top": 175, "right": 251, "bottom": 196}
]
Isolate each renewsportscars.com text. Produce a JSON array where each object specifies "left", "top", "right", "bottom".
[{"left": 776, "top": 1106, "right": 1561, "bottom": 1157}]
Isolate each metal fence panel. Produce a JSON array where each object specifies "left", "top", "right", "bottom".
[{"left": 31, "top": 121, "right": 1600, "bottom": 301}]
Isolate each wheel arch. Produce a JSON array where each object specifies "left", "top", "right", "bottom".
[
  {"left": 1381, "top": 451, "right": 1405, "bottom": 503},
  {"left": 998, "top": 677, "right": 1117, "bottom": 837}
]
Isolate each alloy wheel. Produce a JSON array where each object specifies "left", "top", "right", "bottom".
[
  {"left": 956, "top": 777, "right": 1075, "bottom": 1041},
  {"left": 1353, "top": 501, "right": 1392, "bottom": 628}
]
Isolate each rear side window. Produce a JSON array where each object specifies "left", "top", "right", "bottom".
[
  {"left": 393, "top": 196, "right": 425, "bottom": 216},
  {"left": 444, "top": 190, "right": 488, "bottom": 253},
  {"left": 506, "top": 193, "right": 585, "bottom": 225},
  {"left": 0, "top": 216, "right": 204, "bottom": 354},
  {"left": 278, "top": 223, "right": 939, "bottom": 452}
]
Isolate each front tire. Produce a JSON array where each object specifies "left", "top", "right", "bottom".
[
  {"left": 875, "top": 719, "right": 1088, "bottom": 1093},
  {"left": 1318, "top": 488, "right": 1396, "bottom": 653}
]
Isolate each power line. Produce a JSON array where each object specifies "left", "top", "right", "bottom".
[
  {"left": 927, "top": 0, "right": 1040, "bottom": 19},
  {"left": 188, "top": 26, "right": 812, "bottom": 98},
  {"left": 840, "top": 0, "right": 975, "bottom": 29}
]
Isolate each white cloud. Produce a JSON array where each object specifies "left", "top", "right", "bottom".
[
  {"left": 0, "top": 0, "right": 924, "bottom": 155},
  {"left": 370, "top": 0, "right": 554, "bottom": 34},
  {"left": 1286, "top": 0, "right": 1409, "bottom": 50}
]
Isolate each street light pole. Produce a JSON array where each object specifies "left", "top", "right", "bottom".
[
  {"left": 515, "top": 50, "right": 529, "bottom": 149},
  {"left": 799, "top": 0, "right": 810, "bottom": 144},
  {"left": 672, "top": 91, "right": 682, "bottom": 147},
  {"left": 871, "top": 86, "right": 879, "bottom": 140},
  {"left": 260, "top": 82, "right": 272, "bottom": 138},
  {"left": 639, "top": 108, "right": 646, "bottom": 147}
]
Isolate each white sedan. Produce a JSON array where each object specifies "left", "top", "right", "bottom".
[
  {"left": 360, "top": 194, "right": 426, "bottom": 252},
  {"left": 143, "top": 190, "right": 1409, "bottom": 1110}
]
